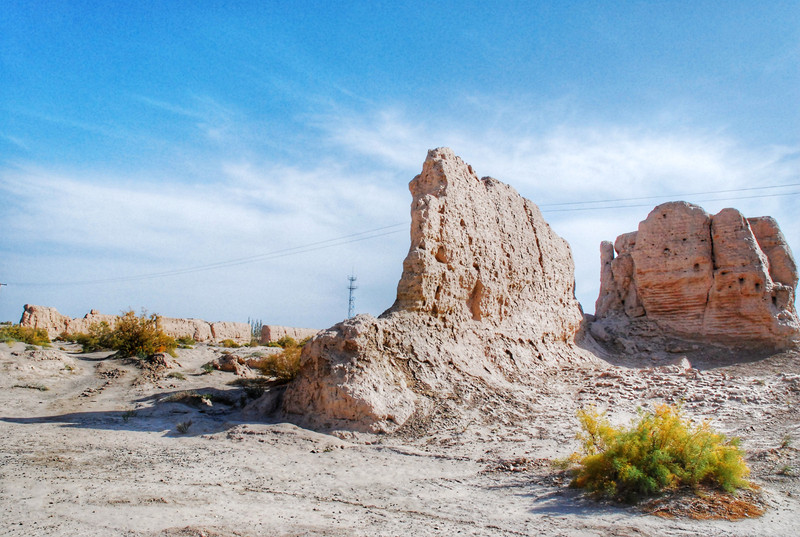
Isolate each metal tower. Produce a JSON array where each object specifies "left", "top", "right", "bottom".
[{"left": 347, "top": 275, "right": 358, "bottom": 318}]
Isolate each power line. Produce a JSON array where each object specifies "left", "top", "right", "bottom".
[
  {"left": 8, "top": 224, "right": 406, "bottom": 287},
  {"left": 537, "top": 182, "right": 800, "bottom": 208},
  {"left": 540, "top": 190, "right": 799, "bottom": 213},
  {"left": 5, "top": 183, "right": 797, "bottom": 288}
]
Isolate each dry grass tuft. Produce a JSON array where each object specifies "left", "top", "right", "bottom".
[{"left": 643, "top": 486, "right": 765, "bottom": 520}]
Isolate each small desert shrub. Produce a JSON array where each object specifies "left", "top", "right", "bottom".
[
  {"left": 63, "top": 311, "right": 177, "bottom": 357},
  {"left": 257, "top": 345, "right": 303, "bottom": 383},
  {"left": 265, "top": 336, "right": 296, "bottom": 348},
  {"left": 220, "top": 339, "right": 240, "bottom": 348},
  {"left": 113, "top": 310, "right": 177, "bottom": 358},
  {"left": 570, "top": 404, "right": 751, "bottom": 503},
  {"left": 0, "top": 324, "right": 50, "bottom": 346},
  {"left": 161, "top": 390, "right": 200, "bottom": 404},
  {"left": 63, "top": 321, "right": 115, "bottom": 352},
  {"left": 167, "top": 372, "right": 186, "bottom": 380},
  {"left": 175, "top": 336, "right": 197, "bottom": 349},
  {"left": 176, "top": 420, "right": 192, "bottom": 434},
  {"left": 201, "top": 362, "right": 215, "bottom": 374}
]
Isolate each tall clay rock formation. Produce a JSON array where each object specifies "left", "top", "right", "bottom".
[
  {"left": 595, "top": 201, "right": 799, "bottom": 348},
  {"left": 282, "top": 148, "right": 589, "bottom": 432}
]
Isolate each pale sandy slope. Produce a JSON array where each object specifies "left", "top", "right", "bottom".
[{"left": 1, "top": 341, "right": 799, "bottom": 536}]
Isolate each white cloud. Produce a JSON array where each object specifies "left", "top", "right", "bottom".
[{"left": 0, "top": 154, "right": 410, "bottom": 327}]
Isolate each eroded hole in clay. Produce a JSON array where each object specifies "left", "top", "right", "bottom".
[{"left": 468, "top": 280, "right": 485, "bottom": 321}]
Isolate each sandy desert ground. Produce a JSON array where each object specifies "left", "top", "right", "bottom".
[{"left": 1, "top": 339, "right": 799, "bottom": 536}]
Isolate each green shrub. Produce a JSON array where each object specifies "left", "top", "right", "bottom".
[
  {"left": 0, "top": 324, "right": 50, "bottom": 346},
  {"left": 63, "top": 311, "right": 176, "bottom": 357},
  {"left": 176, "top": 335, "right": 196, "bottom": 347},
  {"left": 256, "top": 345, "right": 303, "bottom": 383},
  {"left": 113, "top": 310, "right": 177, "bottom": 358},
  {"left": 275, "top": 335, "right": 297, "bottom": 348},
  {"left": 570, "top": 404, "right": 751, "bottom": 503},
  {"left": 220, "top": 339, "right": 240, "bottom": 348},
  {"left": 62, "top": 321, "right": 115, "bottom": 352}
]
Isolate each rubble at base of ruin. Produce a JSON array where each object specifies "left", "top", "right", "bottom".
[
  {"left": 281, "top": 147, "right": 596, "bottom": 433},
  {"left": 593, "top": 201, "right": 799, "bottom": 350}
]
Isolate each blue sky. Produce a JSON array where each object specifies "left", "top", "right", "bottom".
[{"left": 1, "top": 1, "right": 798, "bottom": 328}]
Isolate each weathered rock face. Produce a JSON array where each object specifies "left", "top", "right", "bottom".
[
  {"left": 210, "top": 322, "right": 251, "bottom": 343},
  {"left": 19, "top": 305, "right": 251, "bottom": 344},
  {"left": 594, "top": 201, "right": 799, "bottom": 348},
  {"left": 66, "top": 310, "right": 118, "bottom": 335},
  {"left": 159, "top": 318, "right": 214, "bottom": 342},
  {"left": 282, "top": 148, "right": 591, "bottom": 433},
  {"left": 260, "top": 325, "right": 320, "bottom": 344},
  {"left": 19, "top": 305, "right": 71, "bottom": 337}
]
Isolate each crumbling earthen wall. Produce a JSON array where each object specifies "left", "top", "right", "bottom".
[
  {"left": 20, "top": 305, "right": 252, "bottom": 345},
  {"left": 260, "top": 325, "right": 320, "bottom": 344},
  {"left": 594, "top": 201, "right": 799, "bottom": 348},
  {"left": 282, "top": 148, "right": 594, "bottom": 433}
]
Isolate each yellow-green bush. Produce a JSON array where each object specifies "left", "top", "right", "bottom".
[
  {"left": 257, "top": 338, "right": 305, "bottom": 382},
  {"left": 570, "top": 404, "right": 751, "bottom": 503},
  {"left": 0, "top": 324, "right": 50, "bottom": 346},
  {"left": 62, "top": 321, "right": 115, "bottom": 352},
  {"left": 63, "top": 311, "right": 176, "bottom": 358},
  {"left": 265, "top": 335, "right": 297, "bottom": 348},
  {"left": 109, "top": 310, "right": 177, "bottom": 358}
]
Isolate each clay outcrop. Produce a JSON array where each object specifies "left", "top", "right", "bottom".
[
  {"left": 282, "top": 148, "right": 592, "bottom": 433},
  {"left": 20, "top": 305, "right": 252, "bottom": 345},
  {"left": 594, "top": 201, "right": 799, "bottom": 348},
  {"left": 20, "top": 305, "right": 72, "bottom": 337},
  {"left": 261, "top": 325, "right": 319, "bottom": 344}
]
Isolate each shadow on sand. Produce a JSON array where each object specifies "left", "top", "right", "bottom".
[{"left": 0, "top": 384, "right": 285, "bottom": 437}]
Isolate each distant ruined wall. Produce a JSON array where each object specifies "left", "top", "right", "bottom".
[
  {"left": 594, "top": 201, "right": 799, "bottom": 348},
  {"left": 19, "top": 305, "right": 251, "bottom": 344},
  {"left": 260, "top": 325, "right": 320, "bottom": 344}
]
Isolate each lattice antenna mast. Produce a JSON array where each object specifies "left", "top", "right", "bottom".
[{"left": 347, "top": 274, "right": 358, "bottom": 318}]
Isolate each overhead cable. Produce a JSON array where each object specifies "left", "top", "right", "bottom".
[{"left": 538, "top": 182, "right": 800, "bottom": 208}]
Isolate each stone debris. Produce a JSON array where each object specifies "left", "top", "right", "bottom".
[
  {"left": 211, "top": 348, "right": 284, "bottom": 378},
  {"left": 594, "top": 201, "right": 799, "bottom": 349},
  {"left": 282, "top": 147, "right": 595, "bottom": 433}
]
